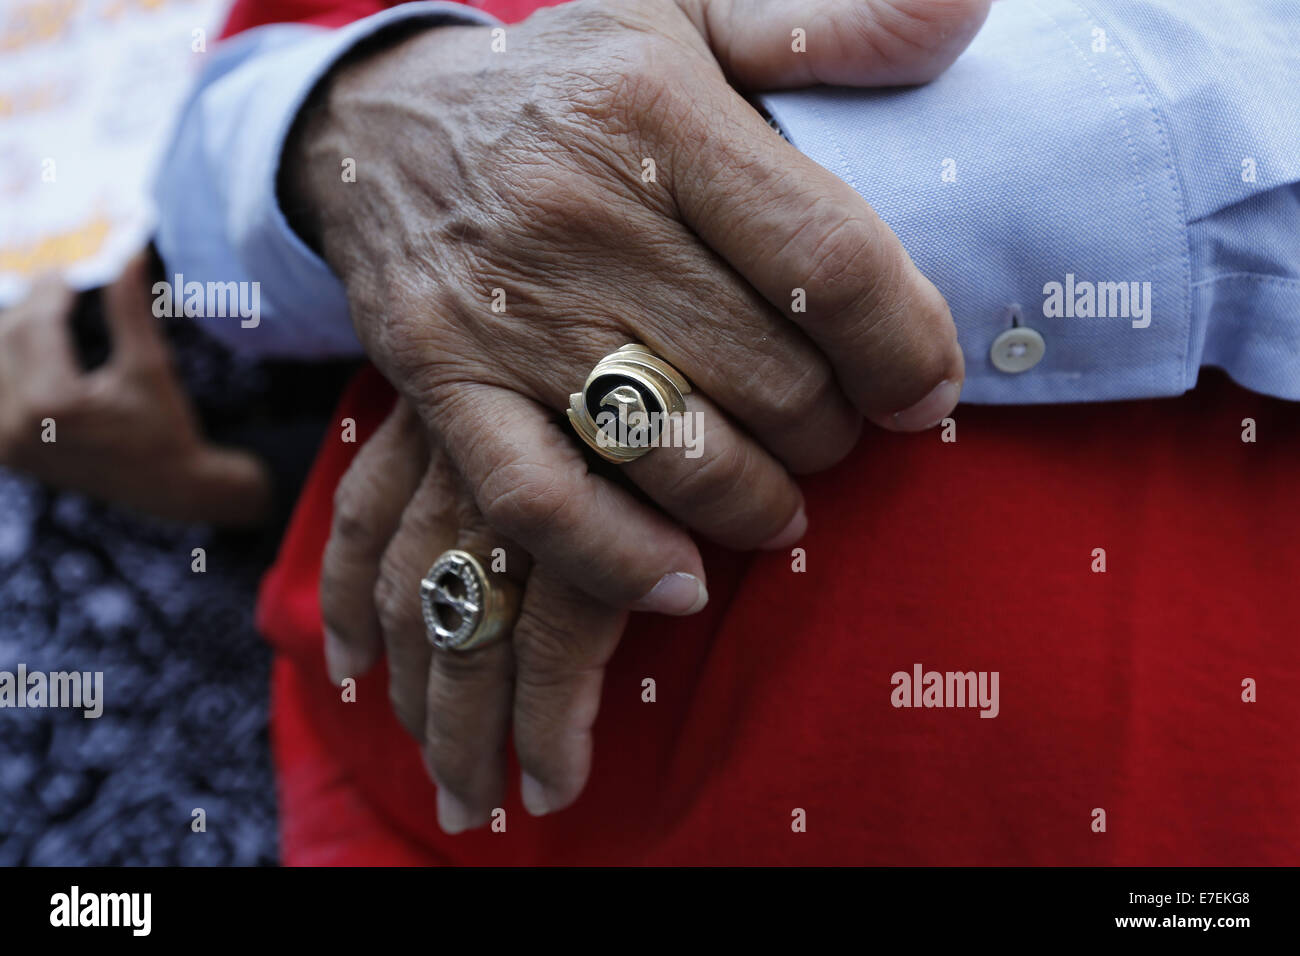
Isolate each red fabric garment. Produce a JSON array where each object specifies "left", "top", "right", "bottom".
[
  {"left": 258, "top": 370, "right": 1300, "bottom": 865},
  {"left": 232, "top": 1, "right": 1300, "bottom": 864},
  {"left": 219, "top": 0, "right": 560, "bottom": 38}
]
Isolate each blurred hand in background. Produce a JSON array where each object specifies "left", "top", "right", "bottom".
[{"left": 0, "top": 254, "right": 271, "bottom": 528}]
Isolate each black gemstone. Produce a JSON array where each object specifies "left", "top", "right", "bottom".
[{"left": 585, "top": 374, "right": 663, "bottom": 422}]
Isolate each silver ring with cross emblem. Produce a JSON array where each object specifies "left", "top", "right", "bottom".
[{"left": 420, "top": 549, "right": 520, "bottom": 652}]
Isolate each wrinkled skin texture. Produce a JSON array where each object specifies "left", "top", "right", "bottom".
[{"left": 288, "top": 0, "right": 992, "bottom": 832}]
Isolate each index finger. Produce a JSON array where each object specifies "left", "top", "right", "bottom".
[{"left": 661, "top": 85, "right": 965, "bottom": 430}]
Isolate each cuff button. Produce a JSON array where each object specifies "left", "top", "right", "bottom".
[{"left": 990, "top": 326, "right": 1045, "bottom": 373}]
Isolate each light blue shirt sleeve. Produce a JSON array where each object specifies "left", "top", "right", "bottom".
[
  {"left": 762, "top": 0, "right": 1300, "bottom": 403},
  {"left": 154, "top": 0, "right": 1300, "bottom": 402},
  {"left": 152, "top": 2, "right": 500, "bottom": 358}
]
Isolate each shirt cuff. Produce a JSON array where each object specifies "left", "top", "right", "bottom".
[
  {"left": 759, "top": 0, "right": 1192, "bottom": 405},
  {"left": 231, "top": 3, "right": 499, "bottom": 356}
]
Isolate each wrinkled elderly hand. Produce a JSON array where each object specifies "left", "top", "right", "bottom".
[
  {"left": 323, "top": 395, "right": 627, "bottom": 830},
  {"left": 286, "top": 0, "right": 988, "bottom": 628},
  {"left": 0, "top": 256, "right": 271, "bottom": 527}
]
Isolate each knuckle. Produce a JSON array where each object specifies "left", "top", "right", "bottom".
[
  {"left": 662, "top": 437, "right": 752, "bottom": 511},
  {"left": 513, "top": 613, "right": 579, "bottom": 679},
  {"left": 805, "top": 225, "right": 959, "bottom": 392},
  {"left": 477, "top": 457, "right": 576, "bottom": 543},
  {"left": 860, "top": 282, "right": 958, "bottom": 384},
  {"left": 803, "top": 217, "right": 904, "bottom": 327},
  {"left": 513, "top": 652, "right": 604, "bottom": 753},
  {"left": 330, "top": 476, "right": 385, "bottom": 554},
  {"left": 431, "top": 648, "right": 489, "bottom": 685},
  {"left": 758, "top": 359, "right": 839, "bottom": 432}
]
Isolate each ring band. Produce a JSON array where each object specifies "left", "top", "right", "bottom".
[
  {"left": 420, "top": 549, "right": 520, "bottom": 652},
  {"left": 567, "top": 344, "right": 692, "bottom": 463}
]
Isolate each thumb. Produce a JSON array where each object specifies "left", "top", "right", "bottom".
[{"left": 680, "top": 0, "right": 992, "bottom": 90}]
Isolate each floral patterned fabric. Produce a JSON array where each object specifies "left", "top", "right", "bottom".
[{"left": 0, "top": 313, "right": 352, "bottom": 865}]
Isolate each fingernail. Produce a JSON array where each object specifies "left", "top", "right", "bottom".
[
  {"left": 631, "top": 572, "right": 708, "bottom": 615},
  {"left": 879, "top": 379, "right": 962, "bottom": 432},
  {"left": 323, "top": 629, "right": 367, "bottom": 686},
  {"left": 437, "top": 788, "right": 483, "bottom": 835},
  {"left": 760, "top": 504, "right": 807, "bottom": 550},
  {"left": 521, "top": 774, "right": 551, "bottom": 817}
]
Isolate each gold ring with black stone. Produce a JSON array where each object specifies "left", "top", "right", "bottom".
[{"left": 566, "top": 344, "right": 692, "bottom": 463}]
